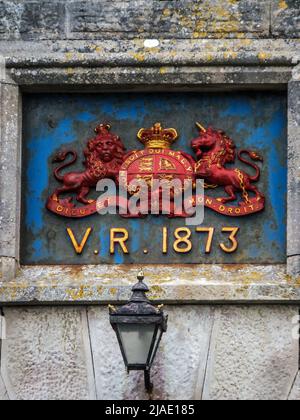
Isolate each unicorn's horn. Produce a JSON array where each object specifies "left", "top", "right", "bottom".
[{"left": 196, "top": 122, "right": 207, "bottom": 133}]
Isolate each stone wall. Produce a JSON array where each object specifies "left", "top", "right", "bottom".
[
  {"left": 0, "top": 0, "right": 299, "bottom": 41},
  {"left": 0, "top": 305, "right": 299, "bottom": 400},
  {"left": 0, "top": 0, "right": 300, "bottom": 401}
]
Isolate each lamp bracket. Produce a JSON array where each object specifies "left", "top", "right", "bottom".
[{"left": 144, "top": 370, "right": 153, "bottom": 394}]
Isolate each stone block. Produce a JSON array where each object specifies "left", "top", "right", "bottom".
[
  {"left": 0, "top": 305, "right": 298, "bottom": 400},
  {"left": 1, "top": 307, "right": 96, "bottom": 400},
  {"left": 289, "top": 372, "right": 300, "bottom": 400},
  {"left": 0, "top": 1, "right": 20, "bottom": 39},
  {"left": 201, "top": 306, "right": 299, "bottom": 400},
  {"left": 287, "top": 81, "right": 300, "bottom": 263},
  {"left": 272, "top": 0, "right": 300, "bottom": 38},
  {"left": 0, "top": 1, "right": 66, "bottom": 41},
  {"left": 67, "top": 0, "right": 270, "bottom": 39},
  {"left": 0, "top": 81, "right": 20, "bottom": 260},
  {"left": 87, "top": 305, "right": 214, "bottom": 400},
  {"left": 68, "top": 0, "right": 151, "bottom": 35},
  {"left": 0, "top": 374, "right": 8, "bottom": 399},
  {"left": 151, "top": 0, "right": 270, "bottom": 38},
  {"left": 287, "top": 255, "right": 300, "bottom": 277},
  {"left": 0, "top": 257, "right": 17, "bottom": 282}
]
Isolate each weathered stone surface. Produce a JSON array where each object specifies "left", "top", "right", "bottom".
[
  {"left": 0, "top": 375, "right": 9, "bottom": 400},
  {"left": 9, "top": 66, "right": 295, "bottom": 90},
  {"left": 287, "top": 256, "right": 300, "bottom": 277},
  {"left": 0, "top": 1, "right": 20, "bottom": 39},
  {"left": 67, "top": 1, "right": 152, "bottom": 37},
  {"left": 88, "top": 305, "right": 214, "bottom": 400},
  {"left": 289, "top": 372, "right": 300, "bottom": 400},
  {"left": 0, "top": 0, "right": 300, "bottom": 42},
  {"left": 0, "top": 81, "right": 20, "bottom": 264},
  {"left": 0, "top": 1, "right": 65, "bottom": 41},
  {"left": 1, "top": 307, "right": 96, "bottom": 400},
  {"left": 68, "top": 0, "right": 269, "bottom": 39},
  {"left": 67, "top": 0, "right": 270, "bottom": 40},
  {"left": 202, "top": 306, "right": 299, "bottom": 400},
  {"left": 0, "top": 257, "right": 17, "bottom": 282},
  {"left": 0, "top": 38, "right": 297, "bottom": 89},
  {"left": 1, "top": 264, "right": 299, "bottom": 304},
  {"left": 150, "top": 0, "right": 270, "bottom": 39},
  {"left": 293, "top": 62, "right": 300, "bottom": 81},
  {"left": 0, "top": 311, "right": 5, "bottom": 339},
  {"left": 0, "top": 0, "right": 273, "bottom": 42},
  {"left": 2, "top": 39, "right": 299, "bottom": 68},
  {"left": 287, "top": 81, "right": 300, "bottom": 271},
  {"left": 0, "top": 306, "right": 297, "bottom": 400},
  {"left": 272, "top": 0, "right": 300, "bottom": 38}
]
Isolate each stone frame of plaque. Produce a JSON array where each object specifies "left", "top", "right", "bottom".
[{"left": 0, "top": 39, "right": 299, "bottom": 304}]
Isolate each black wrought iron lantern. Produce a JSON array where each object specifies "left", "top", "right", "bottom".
[{"left": 109, "top": 271, "right": 168, "bottom": 392}]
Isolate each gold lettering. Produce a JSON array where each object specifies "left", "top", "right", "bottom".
[
  {"left": 220, "top": 227, "right": 239, "bottom": 254},
  {"left": 173, "top": 228, "right": 192, "bottom": 254},
  {"left": 196, "top": 227, "right": 215, "bottom": 254},
  {"left": 110, "top": 228, "right": 129, "bottom": 254},
  {"left": 162, "top": 227, "right": 168, "bottom": 254},
  {"left": 67, "top": 227, "right": 92, "bottom": 255}
]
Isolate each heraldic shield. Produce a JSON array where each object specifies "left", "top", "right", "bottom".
[
  {"left": 118, "top": 123, "right": 196, "bottom": 218},
  {"left": 46, "top": 121, "right": 265, "bottom": 218}
]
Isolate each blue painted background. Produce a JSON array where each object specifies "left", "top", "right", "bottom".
[{"left": 21, "top": 92, "right": 287, "bottom": 265}]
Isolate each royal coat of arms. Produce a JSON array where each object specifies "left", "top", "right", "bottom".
[
  {"left": 46, "top": 122, "right": 265, "bottom": 218},
  {"left": 118, "top": 123, "right": 196, "bottom": 218}
]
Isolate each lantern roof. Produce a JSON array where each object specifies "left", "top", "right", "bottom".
[{"left": 109, "top": 271, "right": 163, "bottom": 318}]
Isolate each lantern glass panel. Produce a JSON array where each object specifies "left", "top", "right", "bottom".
[
  {"left": 150, "top": 326, "right": 163, "bottom": 365},
  {"left": 118, "top": 323, "right": 156, "bottom": 366}
]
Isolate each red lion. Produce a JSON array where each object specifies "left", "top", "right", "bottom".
[
  {"left": 51, "top": 124, "right": 126, "bottom": 205},
  {"left": 191, "top": 123, "right": 264, "bottom": 205}
]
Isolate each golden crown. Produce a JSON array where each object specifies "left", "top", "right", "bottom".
[{"left": 137, "top": 123, "right": 178, "bottom": 149}]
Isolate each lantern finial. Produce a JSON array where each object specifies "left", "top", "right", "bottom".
[{"left": 137, "top": 270, "right": 144, "bottom": 282}]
